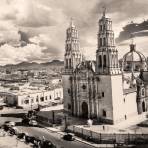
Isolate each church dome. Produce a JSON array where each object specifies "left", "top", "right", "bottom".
[
  {"left": 122, "top": 44, "right": 147, "bottom": 72},
  {"left": 124, "top": 44, "right": 146, "bottom": 62}
]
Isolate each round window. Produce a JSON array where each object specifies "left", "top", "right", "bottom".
[{"left": 82, "top": 85, "right": 86, "bottom": 89}]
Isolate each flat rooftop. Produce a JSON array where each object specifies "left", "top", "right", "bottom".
[{"left": 0, "top": 83, "right": 63, "bottom": 96}]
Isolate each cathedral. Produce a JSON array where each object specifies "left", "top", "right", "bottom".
[{"left": 62, "top": 10, "right": 148, "bottom": 124}]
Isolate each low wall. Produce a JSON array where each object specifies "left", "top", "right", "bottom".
[{"left": 67, "top": 125, "right": 148, "bottom": 144}]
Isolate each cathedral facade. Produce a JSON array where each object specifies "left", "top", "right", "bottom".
[{"left": 62, "top": 12, "right": 148, "bottom": 124}]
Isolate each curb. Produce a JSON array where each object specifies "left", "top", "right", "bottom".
[{"left": 39, "top": 124, "right": 104, "bottom": 148}]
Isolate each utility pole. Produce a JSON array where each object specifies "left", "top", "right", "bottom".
[
  {"left": 52, "top": 111, "right": 55, "bottom": 124},
  {"left": 64, "top": 115, "right": 67, "bottom": 132}
]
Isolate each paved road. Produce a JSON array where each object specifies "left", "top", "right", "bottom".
[
  {"left": 17, "top": 126, "right": 96, "bottom": 148},
  {"left": 0, "top": 111, "right": 96, "bottom": 148}
]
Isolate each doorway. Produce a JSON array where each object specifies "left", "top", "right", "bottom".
[
  {"left": 142, "top": 101, "right": 146, "bottom": 112},
  {"left": 82, "top": 102, "right": 88, "bottom": 118}
]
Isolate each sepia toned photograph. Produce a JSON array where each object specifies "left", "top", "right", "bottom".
[{"left": 0, "top": 0, "right": 148, "bottom": 148}]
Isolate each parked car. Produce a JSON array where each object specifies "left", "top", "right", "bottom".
[
  {"left": 62, "top": 133, "right": 75, "bottom": 141},
  {"left": 25, "top": 135, "right": 36, "bottom": 144},
  {"left": 28, "top": 110, "right": 36, "bottom": 118},
  {"left": 135, "top": 137, "right": 146, "bottom": 145},
  {"left": 17, "top": 133, "right": 26, "bottom": 139},
  {"left": 33, "top": 137, "right": 42, "bottom": 147},
  {"left": 3, "top": 121, "right": 15, "bottom": 132},
  {"left": 16, "top": 106, "right": 23, "bottom": 109},
  {"left": 5, "top": 121, "right": 15, "bottom": 127},
  {"left": 9, "top": 127, "right": 19, "bottom": 135},
  {"left": 3, "top": 125, "right": 9, "bottom": 131},
  {"left": 22, "top": 118, "right": 30, "bottom": 125},
  {"left": 52, "top": 102, "right": 58, "bottom": 106},
  {"left": 40, "top": 140, "right": 56, "bottom": 148},
  {"left": 0, "top": 106, "right": 3, "bottom": 110},
  {"left": 29, "top": 120, "right": 38, "bottom": 126}
]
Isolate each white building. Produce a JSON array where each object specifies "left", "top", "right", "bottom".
[{"left": 0, "top": 86, "right": 63, "bottom": 108}]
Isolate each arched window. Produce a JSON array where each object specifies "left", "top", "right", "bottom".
[
  {"left": 100, "top": 38, "right": 102, "bottom": 46},
  {"left": 100, "top": 25, "right": 102, "bottom": 31},
  {"left": 103, "top": 55, "right": 107, "bottom": 67},
  {"left": 66, "top": 44, "right": 68, "bottom": 51},
  {"left": 103, "top": 25, "right": 106, "bottom": 30},
  {"left": 141, "top": 88, "right": 145, "bottom": 97},
  {"left": 103, "top": 38, "right": 106, "bottom": 46},
  {"left": 36, "top": 95, "right": 39, "bottom": 102},
  {"left": 66, "top": 59, "right": 68, "bottom": 68},
  {"left": 69, "top": 59, "right": 71, "bottom": 68},
  {"left": 112, "top": 55, "right": 114, "bottom": 67},
  {"left": 103, "top": 109, "right": 106, "bottom": 117},
  {"left": 110, "top": 39, "right": 112, "bottom": 46},
  {"left": 99, "top": 55, "right": 102, "bottom": 67}
]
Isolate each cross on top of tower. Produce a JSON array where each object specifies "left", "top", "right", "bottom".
[
  {"left": 130, "top": 34, "right": 136, "bottom": 52},
  {"left": 130, "top": 34, "right": 134, "bottom": 44},
  {"left": 70, "top": 17, "right": 75, "bottom": 28},
  {"left": 102, "top": 6, "right": 106, "bottom": 17}
]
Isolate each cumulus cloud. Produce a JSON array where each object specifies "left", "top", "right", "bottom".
[
  {"left": 116, "top": 20, "right": 148, "bottom": 43},
  {"left": 0, "top": 0, "right": 65, "bottom": 27},
  {"left": 0, "top": 0, "right": 147, "bottom": 64},
  {"left": 0, "top": 43, "right": 46, "bottom": 65}
]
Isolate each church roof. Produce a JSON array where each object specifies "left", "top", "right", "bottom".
[{"left": 123, "top": 44, "right": 146, "bottom": 62}]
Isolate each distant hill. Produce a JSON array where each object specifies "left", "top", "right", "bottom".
[
  {"left": 0, "top": 60, "right": 64, "bottom": 73},
  {"left": 42, "top": 60, "right": 64, "bottom": 66}
]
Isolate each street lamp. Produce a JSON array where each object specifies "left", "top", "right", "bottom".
[
  {"left": 64, "top": 115, "right": 68, "bottom": 132},
  {"left": 31, "top": 100, "right": 33, "bottom": 111}
]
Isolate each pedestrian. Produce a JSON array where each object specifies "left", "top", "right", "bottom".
[
  {"left": 103, "top": 125, "right": 105, "bottom": 131},
  {"left": 37, "top": 141, "right": 41, "bottom": 148}
]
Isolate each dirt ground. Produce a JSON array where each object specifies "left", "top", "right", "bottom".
[{"left": 0, "top": 134, "right": 31, "bottom": 148}]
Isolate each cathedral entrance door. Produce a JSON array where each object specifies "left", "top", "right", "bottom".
[
  {"left": 82, "top": 102, "right": 88, "bottom": 118},
  {"left": 142, "top": 101, "right": 146, "bottom": 112}
]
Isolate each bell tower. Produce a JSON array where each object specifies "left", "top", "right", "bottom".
[
  {"left": 95, "top": 8, "right": 125, "bottom": 124},
  {"left": 63, "top": 18, "right": 82, "bottom": 114},
  {"left": 96, "top": 8, "right": 121, "bottom": 75},
  {"left": 64, "top": 18, "right": 82, "bottom": 74}
]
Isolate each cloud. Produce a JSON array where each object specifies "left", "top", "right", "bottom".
[
  {"left": 0, "top": 0, "right": 66, "bottom": 28},
  {"left": 93, "top": 0, "right": 148, "bottom": 22},
  {"left": 117, "top": 36, "right": 148, "bottom": 60},
  {"left": 116, "top": 20, "right": 148, "bottom": 43},
  {"left": 0, "top": 0, "right": 147, "bottom": 65},
  {"left": 0, "top": 21, "right": 20, "bottom": 46},
  {"left": 0, "top": 43, "right": 47, "bottom": 65},
  {"left": 18, "top": 30, "right": 32, "bottom": 46}
]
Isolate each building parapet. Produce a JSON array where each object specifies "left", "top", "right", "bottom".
[{"left": 123, "top": 87, "right": 137, "bottom": 94}]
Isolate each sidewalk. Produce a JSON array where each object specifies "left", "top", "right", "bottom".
[
  {"left": 39, "top": 124, "right": 116, "bottom": 148},
  {"left": 40, "top": 104, "right": 63, "bottom": 111},
  {"left": 112, "top": 113, "right": 147, "bottom": 129},
  {"left": 72, "top": 113, "right": 147, "bottom": 134},
  {"left": 0, "top": 107, "right": 27, "bottom": 114}
]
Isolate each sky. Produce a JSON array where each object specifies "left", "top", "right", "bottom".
[{"left": 0, "top": 0, "right": 148, "bottom": 65}]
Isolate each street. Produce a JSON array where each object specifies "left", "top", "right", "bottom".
[
  {"left": 0, "top": 115, "right": 96, "bottom": 148},
  {"left": 17, "top": 126, "right": 96, "bottom": 148}
]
